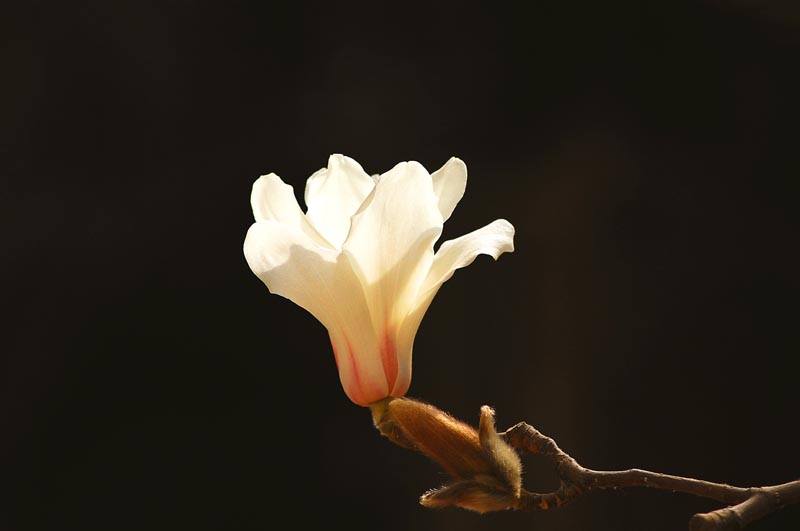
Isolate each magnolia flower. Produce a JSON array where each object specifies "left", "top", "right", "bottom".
[{"left": 244, "top": 155, "right": 514, "bottom": 406}]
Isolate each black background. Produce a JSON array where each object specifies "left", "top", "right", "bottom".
[{"left": 2, "top": 2, "right": 799, "bottom": 530}]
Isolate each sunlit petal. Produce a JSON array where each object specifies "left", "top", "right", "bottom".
[
  {"left": 343, "top": 161, "right": 444, "bottom": 396},
  {"left": 422, "top": 219, "right": 515, "bottom": 295},
  {"left": 304, "top": 154, "right": 375, "bottom": 249},
  {"left": 393, "top": 219, "right": 515, "bottom": 378},
  {"left": 243, "top": 221, "right": 389, "bottom": 405},
  {"left": 251, "top": 173, "right": 331, "bottom": 248},
  {"left": 430, "top": 157, "right": 467, "bottom": 222}
]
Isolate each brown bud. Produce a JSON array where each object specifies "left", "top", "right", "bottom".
[
  {"left": 479, "top": 405, "right": 522, "bottom": 498},
  {"left": 371, "top": 397, "right": 523, "bottom": 512},
  {"left": 420, "top": 479, "right": 518, "bottom": 514}
]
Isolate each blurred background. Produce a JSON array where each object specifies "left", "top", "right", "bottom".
[{"left": 2, "top": 2, "right": 799, "bottom": 530}]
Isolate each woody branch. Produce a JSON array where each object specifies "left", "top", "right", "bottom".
[{"left": 502, "top": 421, "right": 800, "bottom": 531}]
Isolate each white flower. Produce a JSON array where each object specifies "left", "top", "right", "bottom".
[{"left": 244, "top": 155, "right": 514, "bottom": 406}]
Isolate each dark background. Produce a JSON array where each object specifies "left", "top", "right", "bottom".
[{"left": 2, "top": 2, "right": 798, "bottom": 530}]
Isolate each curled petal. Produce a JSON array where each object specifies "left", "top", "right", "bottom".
[
  {"left": 422, "top": 219, "right": 515, "bottom": 295},
  {"left": 430, "top": 157, "right": 467, "bottom": 222},
  {"left": 304, "top": 154, "right": 375, "bottom": 249},
  {"left": 394, "top": 219, "right": 516, "bottom": 377}
]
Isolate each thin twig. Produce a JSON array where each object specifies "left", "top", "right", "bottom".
[{"left": 501, "top": 422, "right": 800, "bottom": 530}]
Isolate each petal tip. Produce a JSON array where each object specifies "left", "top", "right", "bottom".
[
  {"left": 327, "top": 153, "right": 345, "bottom": 165},
  {"left": 495, "top": 219, "right": 516, "bottom": 256},
  {"left": 447, "top": 156, "right": 467, "bottom": 170},
  {"left": 252, "top": 172, "right": 285, "bottom": 191}
]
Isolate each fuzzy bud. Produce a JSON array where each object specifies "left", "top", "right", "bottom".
[{"left": 371, "top": 397, "right": 523, "bottom": 513}]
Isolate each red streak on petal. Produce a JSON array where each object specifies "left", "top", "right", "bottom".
[
  {"left": 345, "top": 336, "right": 364, "bottom": 398},
  {"left": 330, "top": 332, "right": 367, "bottom": 405},
  {"left": 380, "top": 324, "right": 398, "bottom": 392}
]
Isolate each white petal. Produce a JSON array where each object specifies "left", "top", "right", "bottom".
[
  {"left": 343, "top": 161, "right": 444, "bottom": 396},
  {"left": 251, "top": 173, "right": 302, "bottom": 224},
  {"left": 392, "top": 219, "right": 515, "bottom": 387},
  {"left": 304, "top": 154, "right": 375, "bottom": 249},
  {"left": 243, "top": 221, "right": 344, "bottom": 328},
  {"left": 430, "top": 157, "right": 467, "bottom": 222},
  {"left": 390, "top": 299, "right": 429, "bottom": 397},
  {"left": 251, "top": 174, "right": 332, "bottom": 248},
  {"left": 243, "top": 221, "right": 390, "bottom": 405},
  {"left": 421, "top": 219, "right": 515, "bottom": 295}
]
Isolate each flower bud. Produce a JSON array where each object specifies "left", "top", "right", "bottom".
[{"left": 371, "top": 397, "right": 523, "bottom": 513}]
